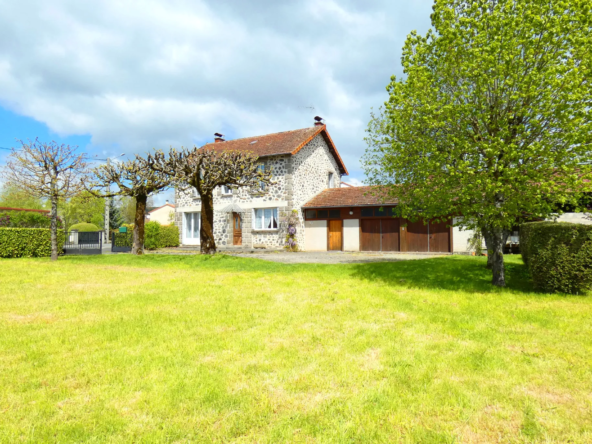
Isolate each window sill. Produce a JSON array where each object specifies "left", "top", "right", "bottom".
[{"left": 251, "top": 228, "right": 279, "bottom": 232}]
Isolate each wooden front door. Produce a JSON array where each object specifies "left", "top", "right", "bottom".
[
  {"left": 328, "top": 220, "right": 343, "bottom": 251},
  {"left": 381, "top": 218, "right": 400, "bottom": 251},
  {"left": 361, "top": 219, "right": 381, "bottom": 251},
  {"left": 429, "top": 219, "right": 451, "bottom": 252},
  {"left": 406, "top": 219, "right": 429, "bottom": 252},
  {"left": 232, "top": 212, "right": 242, "bottom": 246}
]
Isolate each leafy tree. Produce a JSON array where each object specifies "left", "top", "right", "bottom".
[
  {"left": 364, "top": 0, "right": 592, "bottom": 286},
  {"left": 0, "top": 183, "right": 47, "bottom": 210},
  {"left": 108, "top": 197, "right": 123, "bottom": 230},
  {"left": 1, "top": 139, "right": 88, "bottom": 261},
  {"left": 89, "top": 157, "right": 171, "bottom": 254},
  {"left": 148, "top": 148, "right": 273, "bottom": 254},
  {"left": 119, "top": 196, "right": 137, "bottom": 224},
  {"left": 61, "top": 191, "right": 105, "bottom": 231}
]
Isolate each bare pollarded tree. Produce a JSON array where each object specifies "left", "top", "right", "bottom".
[
  {"left": 148, "top": 148, "right": 273, "bottom": 254},
  {"left": 1, "top": 139, "right": 88, "bottom": 261},
  {"left": 89, "top": 156, "right": 171, "bottom": 254}
]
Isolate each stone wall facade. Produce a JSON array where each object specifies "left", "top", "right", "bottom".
[
  {"left": 174, "top": 134, "right": 342, "bottom": 249},
  {"left": 290, "top": 135, "right": 342, "bottom": 247}
]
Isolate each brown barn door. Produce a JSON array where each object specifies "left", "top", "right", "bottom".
[
  {"left": 406, "top": 219, "right": 429, "bottom": 252},
  {"left": 382, "top": 218, "right": 400, "bottom": 251},
  {"left": 328, "top": 220, "right": 343, "bottom": 251},
  {"left": 232, "top": 212, "right": 242, "bottom": 246},
  {"left": 429, "top": 219, "right": 451, "bottom": 252},
  {"left": 361, "top": 219, "right": 381, "bottom": 251}
]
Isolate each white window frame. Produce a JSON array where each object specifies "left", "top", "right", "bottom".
[
  {"left": 252, "top": 207, "right": 279, "bottom": 231},
  {"left": 257, "top": 164, "right": 266, "bottom": 192},
  {"left": 183, "top": 212, "right": 201, "bottom": 245},
  {"left": 328, "top": 172, "right": 335, "bottom": 188}
]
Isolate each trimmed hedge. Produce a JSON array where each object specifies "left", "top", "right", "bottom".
[
  {"left": 144, "top": 221, "right": 180, "bottom": 250},
  {"left": 0, "top": 228, "right": 65, "bottom": 258},
  {"left": 520, "top": 222, "right": 592, "bottom": 294},
  {"left": 69, "top": 222, "right": 101, "bottom": 232}
]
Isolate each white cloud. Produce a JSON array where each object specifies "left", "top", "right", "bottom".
[{"left": 0, "top": 0, "right": 434, "bottom": 182}]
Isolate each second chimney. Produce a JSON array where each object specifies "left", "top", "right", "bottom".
[
  {"left": 314, "top": 116, "right": 324, "bottom": 126},
  {"left": 214, "top": 132, "right": 225, "bottom": 143}
]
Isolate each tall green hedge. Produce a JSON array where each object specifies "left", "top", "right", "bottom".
[
  {"left": 0, "top": 228, "right": 65, "bottom": 258},
  {"left": 144, "top": 221, "right": 180, "bottom": 250},
  {"left": 520, "top": 222, "right": 592, "bottom": 294}
]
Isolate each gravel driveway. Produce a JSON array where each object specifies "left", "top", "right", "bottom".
[{"left": 226, "top": 251, "right": 449, "bottom": 264}]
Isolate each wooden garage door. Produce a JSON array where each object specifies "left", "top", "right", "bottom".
[
  {"left": 381, "top": 218, "right": 400, "bottom": 251},
  {"left": 429, "top": 219, "right": 451, "bottom": 252},
  {"left": 361, "top": 219, "right": 381, "bottom": 251},
  {"left": 406, "top": 219, "right": 429, "bottom": 252}
]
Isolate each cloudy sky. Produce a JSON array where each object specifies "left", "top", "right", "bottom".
[{"left": 0, "top": 0, "right": 434, "bottom": 203}]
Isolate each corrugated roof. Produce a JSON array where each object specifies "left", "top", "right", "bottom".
[
  {"left": 303, "top": 186, "right": 397, "bottom": 208},
  {"left": 202, "top": 125, "right": 348, "bottom": 175}
]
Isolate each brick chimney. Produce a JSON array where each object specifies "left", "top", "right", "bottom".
[
  {"left": 214, "top": 132, "right": 225, "bottom": 143},
  {"left": 314, "top": 116, "right": 324, "bottom": 126}
]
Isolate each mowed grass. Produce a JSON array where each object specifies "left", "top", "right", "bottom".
[{"left": 0, "top": 254, "right": 591, "bottom": 443}]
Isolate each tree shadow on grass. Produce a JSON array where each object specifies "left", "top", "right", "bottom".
[{"left": 350, "top": 256, "right": 535, "bottom": 294}]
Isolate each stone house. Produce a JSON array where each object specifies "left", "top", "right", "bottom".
[
  {"left": 175, "top": 121, "right": 348, "bottom": 249},
  {"left": 177, "top": 121, "right": 588, "bottom": 253}
]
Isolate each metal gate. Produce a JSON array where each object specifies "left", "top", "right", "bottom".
[
  {"left": 63, "top": 231, "right": 103, "bottom": 255},
  {"left": 112, "top": 232, "right": 132, "bottom": 253}
]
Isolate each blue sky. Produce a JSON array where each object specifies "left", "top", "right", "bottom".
[{"left": 0, "top": 0, "right": 434, "bottom": 205}]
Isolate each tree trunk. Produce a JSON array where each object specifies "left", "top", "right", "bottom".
[
  {"left": 485, "top": 226, "right": 510, "bottom": 287},
  {"left": 481, "top": 227, "right": 494, "bottom": 269},
  {"left": 132, "top": 195, "right": 147, "bottom": 255},
  {"left": 200, "top": 191, "right": 216, "bottom": 254},
  {"left": 50, "top": 194, "right": 58, "bottom": 261}
]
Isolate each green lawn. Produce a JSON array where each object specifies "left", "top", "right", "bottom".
[{"left": 1, "top": 254, "right": 591, "bottom": 443}]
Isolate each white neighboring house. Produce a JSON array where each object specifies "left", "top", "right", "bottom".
[{"left": 146, "top": 202, "right": 176, "bottom": 225}]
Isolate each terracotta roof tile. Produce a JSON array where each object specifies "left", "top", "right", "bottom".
[
  {"left": 303, "top": 186, "right": 397, "bottom": 208},
  {"left": 202, "top": 125, "right": 348, "bottom": 175}
]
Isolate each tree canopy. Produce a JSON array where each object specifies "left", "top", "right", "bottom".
[{"left": 364, "top": 0, "right": 592, "bottom": 286}]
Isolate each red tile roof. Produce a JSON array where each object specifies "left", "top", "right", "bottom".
[
  {"left": 202, "top": 125, "right": 348, "bottom": 175},
  {"left": 303, "top": 186, "right": 398, "bottom": 208}
]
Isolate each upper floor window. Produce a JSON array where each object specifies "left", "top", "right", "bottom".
[
  {"left": 328, "top": 172, "right": 335, "bottom": 188},
  {"left": 191, "top": 187, "right": 198, "bottom": 198},
  {"left": 257, "top": 164, "right": 266, "bottom": 191},
  {"left": 221, "top": 185, "right": 232, "bottom": 195}
]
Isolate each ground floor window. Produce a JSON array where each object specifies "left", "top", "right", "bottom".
[
  {"left": 184, "top": 212, "right": 200, "bottom": 240},
  {"left": 254, "top": 208, "right": 278, "bottom": 230}
]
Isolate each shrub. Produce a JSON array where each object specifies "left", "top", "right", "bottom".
[
  {"left": 69, "top": 222, "right": 101, "bottom": 232},
  {"left": 520, "top": 222, "right": 592, "bottom": 294},
  {"left": 160, "top": 224, "right": 180, "bottom": 248},
  {"left": 144, "top": 221, "right": 180, "bottom": 250},
  {"left": 0, "top": 228, "right": 65, "bottom": 258},
  {"left": 144, "top": 221, "right": 162, "bottom": 250}
]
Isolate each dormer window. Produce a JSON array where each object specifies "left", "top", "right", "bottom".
[
  {"left": 328, "top": 172, "right": 335, "bottom": 188},
  {"left": 222, "top": 185, "right": 232, "bottom": 195}
]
